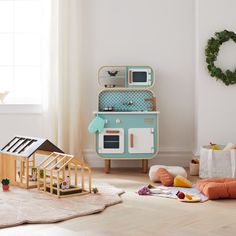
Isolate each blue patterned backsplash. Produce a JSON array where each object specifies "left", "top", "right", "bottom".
[{"left": 99, "top": 90, "right": 154, "bottom": 112}]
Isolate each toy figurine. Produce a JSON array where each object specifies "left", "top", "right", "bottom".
[
  {"left": 29, "top": 168, "right": 37, "bottom": 181},
  {"left": 61, "top": 176, "right": 70, "bottom": 190},
  {"left": 61, "top": 181, "right": 67, "bottom": 190},
  {"left": 65, "top": 176, "right": 70, "bottom": 188}
]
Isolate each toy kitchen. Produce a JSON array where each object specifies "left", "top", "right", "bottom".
[{"left": 88, "top": 65, "right": 160, "bottom": 173}]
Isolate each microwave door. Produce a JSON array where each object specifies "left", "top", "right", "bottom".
[
  {"left": 132, "top": 71, "right": 147, "bottom": 83},
  {"left": 128, "top": 68, "right": 151, "bottom": 86}
]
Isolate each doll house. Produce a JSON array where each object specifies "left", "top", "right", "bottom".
[
  {"left": 0, "top": 136, "right": 63, "bottom": 189},
  {"left": 89, "top": 65, "right": 160, "bottom": 173},
  {"left": 37, "top": 152, "right": 92, "bottom": 198}
]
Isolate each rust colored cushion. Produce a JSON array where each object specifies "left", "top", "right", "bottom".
[
  {"left": 196, "top": 178, "right": 236, "bottom": 200},
  {"left": 156, "top": 168, "right": 174, "bottom": 186}
]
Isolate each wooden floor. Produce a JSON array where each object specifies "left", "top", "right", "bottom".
[{"left": 1, "top": 168, "right": 236, "bottom": 236}]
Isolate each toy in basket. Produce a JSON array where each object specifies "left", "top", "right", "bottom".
[
  {"left": 189, "top": 159, "right": 199, "bottom": 176},
  {"left": 199, "top": 143, "right": 236, "bottom": 178}
]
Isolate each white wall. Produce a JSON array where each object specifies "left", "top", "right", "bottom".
[
  {"left": 195, "top": 0, "right": 236, "bottom": 154},
  {"left": 0, "top": 0, "right": 195, "bottom": 167},
  {"left": 6, "top": 0, "right": 235, "bottom": 168},
  {"left": 0, "top": 108, "right": 43, "bottom": 147},
  {"left": 81, "top": 0, "right": 195, "bottom": 167}
]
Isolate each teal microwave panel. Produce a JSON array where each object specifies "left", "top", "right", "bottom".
[
  {"left": 99, "top": 90, "right": 154, "bottom": 112},
  {"left": 98, "top": 66, "right": 154, "bottom": 89},
  {"left": 126, "top": 66, "right": 154, "bottom": 88},
  {"left": 95, "top": 113, "right": 159, "bottom": 159}
]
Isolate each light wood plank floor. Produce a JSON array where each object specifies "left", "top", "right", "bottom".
[{"left": 1, "top": 168, "right": 236, "bottom": 236}]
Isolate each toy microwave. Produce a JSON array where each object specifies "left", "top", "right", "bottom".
[
  {"left": 128, "top": 67, "right": 152, "bottom": 86},
  {"left": 98, "top": 66, "right": 154, "bottom": 88}
]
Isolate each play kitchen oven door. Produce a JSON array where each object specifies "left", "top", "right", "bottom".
[
  {"left": 128, "top": 67, "right": 152, "bottom": 86},
  {"left": 98, "top": 128, "right": 124, "bottom": 154}
]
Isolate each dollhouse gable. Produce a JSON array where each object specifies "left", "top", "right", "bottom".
[{"left": 0, "top": 136, "right": 63, "bottom": 157}]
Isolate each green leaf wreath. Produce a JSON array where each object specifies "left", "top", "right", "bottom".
[{"left": 205, "top": 30, "right": 236, "bottom": 86}]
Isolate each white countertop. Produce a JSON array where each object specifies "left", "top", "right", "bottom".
[{"left": 93, "top": 111, "right": 160, "bottom": 114}]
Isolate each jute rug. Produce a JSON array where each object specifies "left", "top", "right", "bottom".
[{"left": 0, "top": 183, "right": 124, "bottom": 228}]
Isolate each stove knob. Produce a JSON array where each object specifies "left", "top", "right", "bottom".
[{"left": 116, "top": 119, "right": 121, "bottom": 124}]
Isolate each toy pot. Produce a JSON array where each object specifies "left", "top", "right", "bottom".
[{"left": 2, "top": 185, "right": 9, "bottom": 191}]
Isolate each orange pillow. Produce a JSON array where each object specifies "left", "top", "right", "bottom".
[
  {"left": 197, "top": 178, "right": 236, "bottom": 200},
  {"left": 156, "top": 168, "right": 174, "bottom": 186}
]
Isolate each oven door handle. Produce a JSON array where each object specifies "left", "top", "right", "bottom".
[
  {"left": 106, "top": 130, "right": 120, "bottom": 134},
  {"left": 130, "top": 133, "right": 134, "bottom": 148}
]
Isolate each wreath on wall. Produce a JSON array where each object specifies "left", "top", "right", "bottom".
[{"left": 205, "top": 30, "right": 236, "bottom": 86}]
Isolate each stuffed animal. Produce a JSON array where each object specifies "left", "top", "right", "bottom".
[
  {"left": 210, "top": 142, "right": 220, "bottom": 150},
  {"left": 156, "top": 168, "right": 174, "bottom": 186},
  {"left": 174, "top": 175, "right": 192, "bottom": 188},
  {"left": 223, "top": 143, "right": 236, "bottom": 150}
]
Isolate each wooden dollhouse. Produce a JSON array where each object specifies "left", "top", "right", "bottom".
[
  {"left": 0, "top": 136, "right": 63, "bottom": 189},
  {"left": 37, "top": 152, "right": 92, "bottom": 198}
]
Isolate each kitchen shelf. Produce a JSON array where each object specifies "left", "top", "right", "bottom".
[{"left": 94, "top": 111, "right": 160, "bottom": 114}]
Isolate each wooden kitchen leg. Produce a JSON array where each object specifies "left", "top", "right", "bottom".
[
  {"left": 142, "top": 159, "right": 148, "bottom": 173},
  {"left": 105, "top": 160, "right": 111, "bottom": 174}
]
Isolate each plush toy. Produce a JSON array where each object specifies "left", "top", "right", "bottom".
[
  {"left": 137, "top": 186, "right": 151, "bottom": 195},
  {"left": 156, "top": 168, "right": 174, "bottom": 186},
  {"left": 149, "top": 165, "right": 187, "bottom": 182},
  {"left": 210, "top": 142, "right": 220, "bottom": 150},
  {"left": 197, "top": 178, "right": 236, "bottom": 200},
  {"left": 176, "top": 191, "right": 185, "bottom": 199},
  {"left": 176, "top": 191, "right": 201, "bottom": 202},
  {"left": 223, "top": 143, "right": 236, "bottom": 150},
  {"left": 173, "top": 175, "right": 192, "bottom": 188}
]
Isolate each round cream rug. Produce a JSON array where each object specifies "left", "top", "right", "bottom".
[{"left": 0, "top": 183, "right": 124, "bottom": 228}]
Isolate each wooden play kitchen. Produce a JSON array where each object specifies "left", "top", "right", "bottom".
[{"left": 89, "top": 65, "right": 160, "bottom": 173}]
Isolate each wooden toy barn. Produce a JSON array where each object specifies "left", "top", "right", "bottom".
[
  {"left": 0, "top": 136, "right": 63, "bottom": 189},
  {"left": 37, "top": 152, "right": 92, "bottom": 198}
]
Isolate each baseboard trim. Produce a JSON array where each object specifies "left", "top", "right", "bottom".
[{"left": 83, "top": 147, "right": 193, "bottom": 168}]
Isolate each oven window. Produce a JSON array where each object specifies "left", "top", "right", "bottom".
[
  {"left": 104, "top": 135, "right": 120, "bottom": 149},
  {"left": 132, "top": 72, "right": 147, "bottom": 82}
]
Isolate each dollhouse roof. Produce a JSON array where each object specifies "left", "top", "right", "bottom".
[
  {"left": 38, "top": 152, "right": 86, "bottom": 171},
  {"left": 0, "top": 136, "right": 63, "bottom": 157}
]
